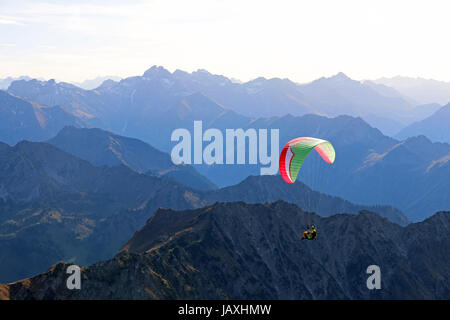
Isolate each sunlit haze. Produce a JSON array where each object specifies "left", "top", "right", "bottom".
[{"left": 1, "top": 0, "right": 450, "bottom": 83}]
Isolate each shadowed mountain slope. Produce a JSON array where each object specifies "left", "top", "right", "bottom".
[{"left": 2, "top": 201, "right": 448, "bottom": 300}]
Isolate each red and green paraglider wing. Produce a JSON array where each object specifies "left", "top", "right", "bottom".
[{"left": 279, "top": 137, "right": 335, "bottom": 183}]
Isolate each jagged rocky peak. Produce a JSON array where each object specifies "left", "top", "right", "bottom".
[{"left": 2, "top": 201, "right": 449, "bottom": 299}]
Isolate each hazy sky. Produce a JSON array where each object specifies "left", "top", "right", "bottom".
[{"left": 1, "top": 0, "right": 450, "bottom": 83}]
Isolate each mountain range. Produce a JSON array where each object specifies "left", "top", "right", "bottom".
[
  {"left": 0, "top": 90, "right": 87, "bottom": 145},
  {"left": 2, "top": 201, "right": 448, "bottom": 299},
  {"left": 1, "top": 66, "right": 449, "bottom": 300},
  {"left": 1, "top": 88, "right": 449, "bottom": 221},
  {"left": 7, "top": 66, "right": 441, "bottom": 137},
  {"left": 47, "top": 126, "right": 216, "bottom": 191},
  {"left": 0, "top": 76, "right": 34, "bottom": 90},
  {"left": 72, "top": 76, "right": 122, "bottom": 90},
  {"left": 0, "top": 139, "right": 206, "bottom": 283},
  {"left": 396, "top": 103, "right": 450, "bottom": 143},
  {"left": 190, "top": 113, "right": 450, "bottom": 222},
  {"left": 39, "top": 123, "right": 450, "bottom": 221},
  {"left": 0, "top": 137, "right": 408, "bottom": 283},
  {"left": 374, "top": 76, "right": 450, "bottom": 106}
]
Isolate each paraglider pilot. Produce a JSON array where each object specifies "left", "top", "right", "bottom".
[{"left": 302, "top": 225, "right": 317, "bottom": 240}]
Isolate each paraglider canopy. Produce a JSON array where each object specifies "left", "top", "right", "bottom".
[{"left": 279, "top": 137, "right": 335, "bottom": 184}]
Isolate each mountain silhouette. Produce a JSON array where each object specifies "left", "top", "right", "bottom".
[
  {"left": 4, "top": 69, "right": 450, "bottom": 221},
  {"left": 0, "top": 91, "right": 86, "bottom": 145},
  {"left": 396, "top": 103, "right": 450, "bottom": 143},
  {"left": 2, "top": 201, "right": 448, "bottom": 299},
  {"left": 47, "top": 126, "right": 217, "bottom": 191},
  {"left": 374, "top": 76, "right": 450, "bottom": 105},
  {"left": 0, "top": 140, "right": 407, "bottom": 283},
  {"left": 6, "top": 67, "right": 429, "bottom": 137}
]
